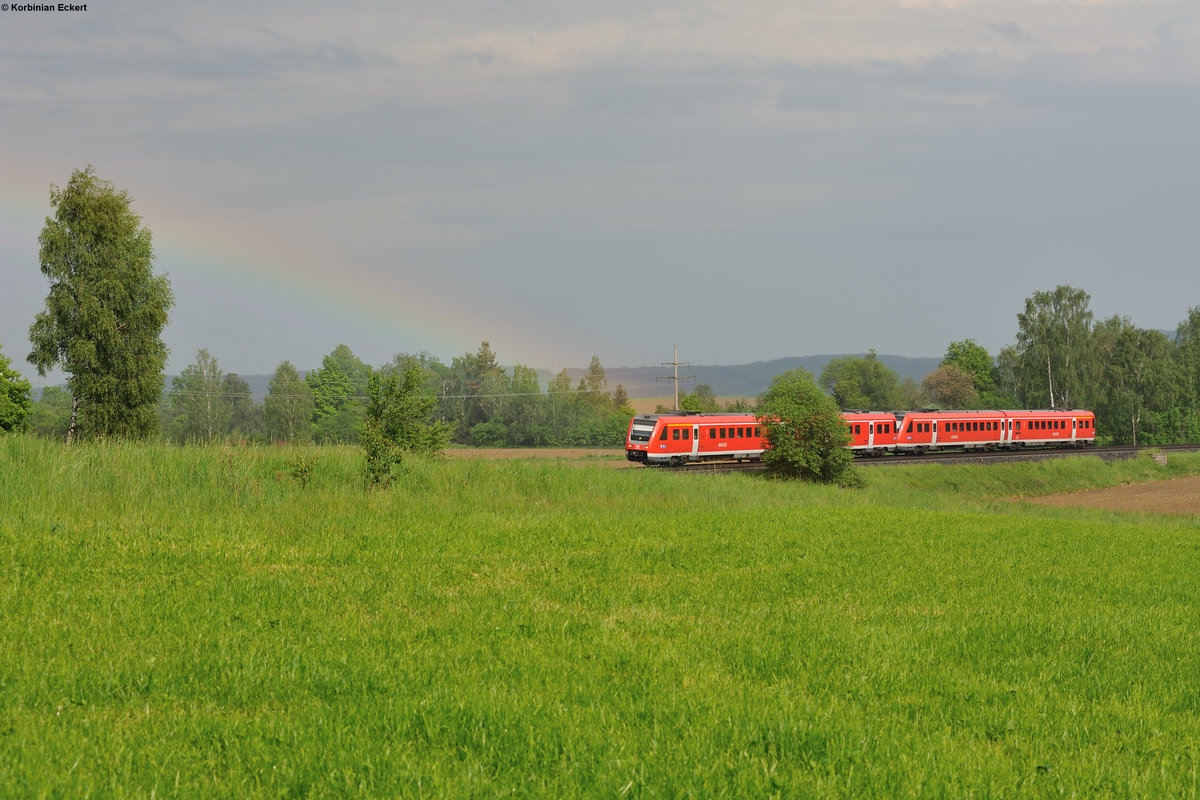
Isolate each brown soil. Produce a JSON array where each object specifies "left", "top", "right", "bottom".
[{"left": 1026, "top": 475, "right": 1200, "bottom": 515}]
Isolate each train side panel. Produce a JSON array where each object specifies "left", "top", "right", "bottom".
[{"left": 843, "top": 412, "right": 899, "bottom": 455}]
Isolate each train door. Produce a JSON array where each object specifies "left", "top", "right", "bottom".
[
  {"left": 868, "top": 421, "right": 875, "bottom": 448},
  {"left": 930, "top": 420, "right": 938, "bottom": 447},
  {"left": 692, "top": 424, "right": 700, "bottom": 458},
  {"left": 1070, "top": 417, "right": 1077, "bottom": 443}
]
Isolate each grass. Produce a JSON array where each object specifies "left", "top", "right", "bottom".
[{"left": 2, "top": 436, "right": 1199, "bottom": 797}]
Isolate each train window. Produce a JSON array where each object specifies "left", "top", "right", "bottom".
[
  {"left": 672, "top": 429, "right": 680, "bottom": 440},
  {"left": 683, "top": 429, "right": 690, "bottom": 440},
  {"left": 719, "top": 428, "right": 726, "bottom": 438},
  {"left": 708, "top": 428, "right": 716, "bottom": 439},
  {"left": 737, "top": 427, "right": 744, "bottom": 438},
  {"left": 660, "top": 428, "right": 668, "bottom": 440},
  {"left": 854, "top": 425, "right": 861, "bottom": 435},
  {"left": 630, "top": 420, "right": 656, "bottom": 443},
  {"left": 755, "top": 427, "right": 761, "bottom": 436}
]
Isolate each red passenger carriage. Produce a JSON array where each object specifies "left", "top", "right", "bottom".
[{"left": 627, "top": 407, "right": 1096, "bottom": 465}]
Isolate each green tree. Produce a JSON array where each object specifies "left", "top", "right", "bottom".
[
  {"left": 546, "top": 368, "right": 576, "bottom": 442},
  {"left": 306, "top": 344, "right": 369, "bottom": 444},
  {"left": 264, "top": 361, "right": 314, "bottom": 444},
  {"left": 680, "top": 384, "right": 720, "bottom": 413},
  {"left": 222, "top": 373, "right": 261, "bottom": 440},
  {"left": 921, "top": 364, "right": 978, "bottom": 409},
  {"left": 580, "top": 355, "right": 610, "bottom": 406},
  {"left": 1013, "top": 285, "right": 1093, "bottom": 408},
  {"left": 0, "top": 345, "right": 34, "bottom": 433},
  {"left": 26, "top": 386, "right": 73, "bottom": 439},
  {"left": 1174, "top": 307, "right": 1200, "bottom": 410},
  {"left": 361, "top": 360, "right": 453, "bottom": 486},
  {"left": 498, "top": 363, "right": 550, "bottom": 446},
  {"left": 757, "top": 369, "right": 858, "bottom": 485},
  {"left": 445, "top": 341, "right": 506, "bottom": 443},
  {"left": 612, "top": 383, "right": 630, "bottom": 411},
  {"left": 28, "top": 166, "right": 174, "bottom": 441},
  {"left": 942, "top": 339, "right": 995, "bottom": 394},
  {"left": 1092, "top": 316, "right": 1172, "bottom": 445},
  {"left": 819, "top": 351, "right": 903, "bottom": 409},
  {"left": 165, "top": 349, "right": 230, "bottom": 443}
]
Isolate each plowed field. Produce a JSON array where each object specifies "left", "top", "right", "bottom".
[{"left": 1028, "top": 475, "right": 1200, "bottom": 515}]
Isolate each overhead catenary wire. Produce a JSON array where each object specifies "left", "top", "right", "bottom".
[{"left": 163, "top": 388, "right": 606, "bottom": 402}]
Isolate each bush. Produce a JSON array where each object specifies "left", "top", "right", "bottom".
[{"left": 756, "top": 368, "right": 859, "bottom": 486}]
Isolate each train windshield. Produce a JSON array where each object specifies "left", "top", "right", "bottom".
[{"left": 629, "top": 419, "right": 656, "bottom": 443}]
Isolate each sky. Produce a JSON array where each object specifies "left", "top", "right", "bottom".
[{"left": 2, "top": 0, "right": 1197, "bottom": 386}]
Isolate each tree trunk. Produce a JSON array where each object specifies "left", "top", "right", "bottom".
[
  {"left": 65, "top": 396, "right": 78, "bottom": 444},
  {"left": 1045, "top": 354, "right": 1056, "bottom": 408}
]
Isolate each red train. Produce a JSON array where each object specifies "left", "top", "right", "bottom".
[{"left": 625, "top": 408, "right": 1096, "bottom": 466}]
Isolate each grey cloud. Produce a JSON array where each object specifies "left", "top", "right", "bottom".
[{"left": 984, "top": 21, "right": 1030, "bottom": 43}]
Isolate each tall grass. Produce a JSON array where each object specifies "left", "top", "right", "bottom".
[{"left": 2, "top": 436, "right": 1199, "bottom": 797}]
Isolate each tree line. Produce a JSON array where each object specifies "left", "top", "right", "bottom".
[
  {"left": 11, "top": 342, "right": 634, "bottom": 448},
  {"left": 790, "top": 286, "right": 1196, "bottom": 447}
]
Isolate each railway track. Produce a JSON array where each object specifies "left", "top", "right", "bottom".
[{"left": 658, "top": 443, "right": 1200, "bottom": 473}]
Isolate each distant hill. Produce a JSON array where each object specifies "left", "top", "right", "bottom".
[
  {"left": 221, "top": 356, "right": 942, "bottom": 401},
  {"left": 558, "top": 354, "right": 943, "bottom": 400}
]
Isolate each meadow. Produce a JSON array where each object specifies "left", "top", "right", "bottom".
[{"left": 2, "top": 436, "right": 1199, "bottom": 798}]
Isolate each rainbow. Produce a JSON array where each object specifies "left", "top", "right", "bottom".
[
  {"left": 3, "top": 168, "right": 572, "bottom": 372},
  {"left": 154, "top": 215, "right": 560, "bottom": 369}
]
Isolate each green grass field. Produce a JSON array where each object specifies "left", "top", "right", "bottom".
[{"left": 2, "top": 437, "right": 1199, "bottom": 798}]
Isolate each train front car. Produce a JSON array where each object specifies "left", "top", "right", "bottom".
[
  {"left": 625, "top": 414, "right": 661, "bottom": 462},
  {"left": 627, "top": 412, "right": 767, "bottom": 466}
]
